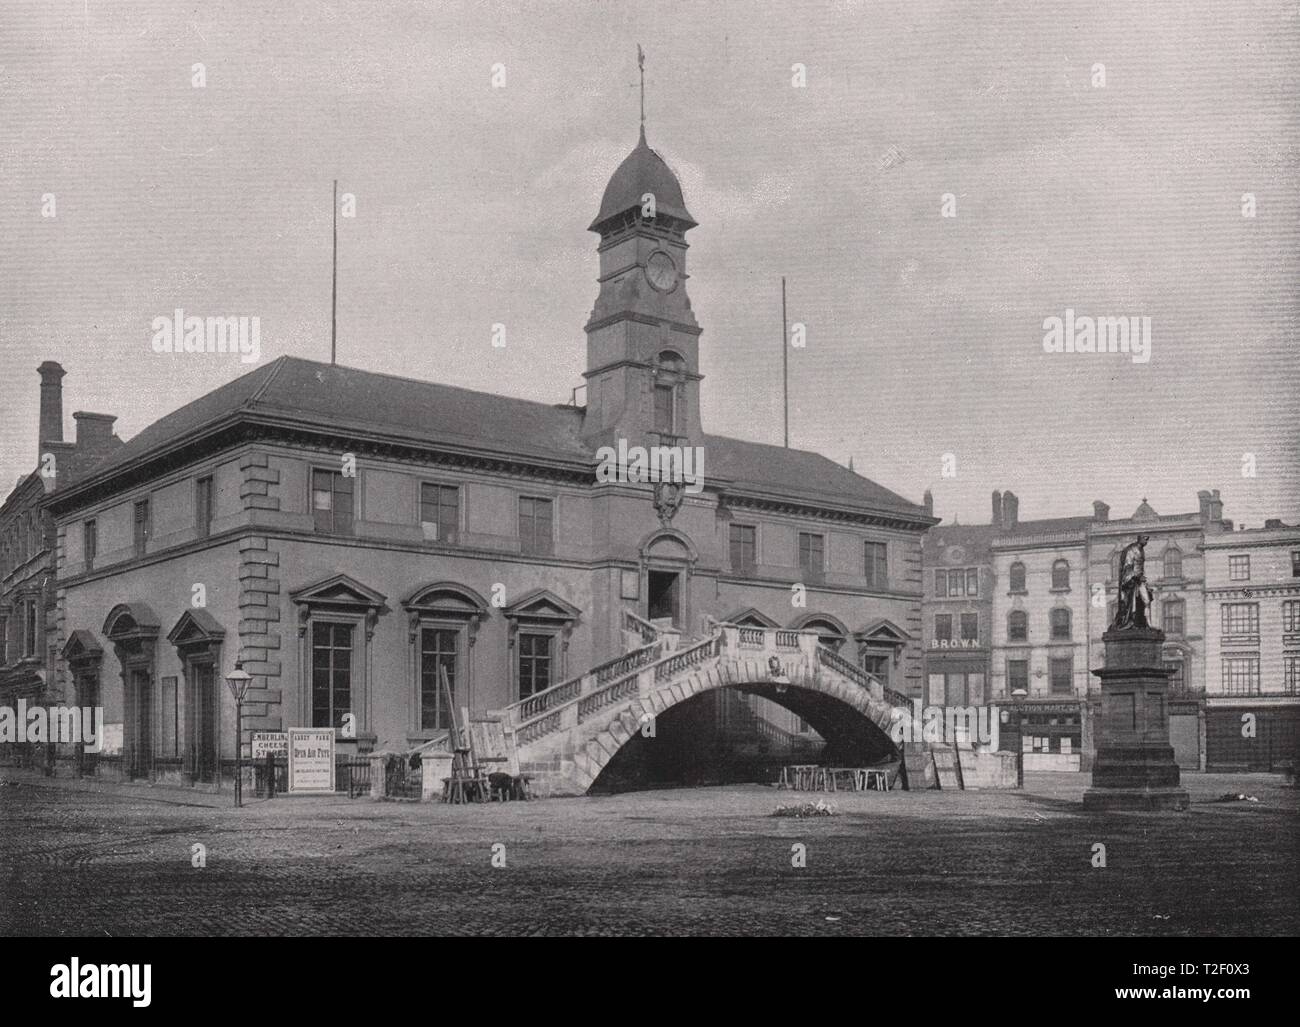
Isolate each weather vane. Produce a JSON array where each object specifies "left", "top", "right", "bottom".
[{"left": 638, "top": 44, "right": 646, "bottom": 127}]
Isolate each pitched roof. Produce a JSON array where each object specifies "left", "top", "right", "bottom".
[{"left": 69, "top": 355, "right": 928, "bottom": 519}]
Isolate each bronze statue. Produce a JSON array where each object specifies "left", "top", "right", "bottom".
[{"left": 1112, "top": 534, "right": 1155, "bottom": 630}]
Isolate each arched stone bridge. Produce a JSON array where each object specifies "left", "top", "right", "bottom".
[{"left": 500, "top": 619, "right": 926, "bottom": 796}]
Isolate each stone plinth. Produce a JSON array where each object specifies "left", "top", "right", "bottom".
[{"left": 1082, "top": 626, "right": 1189, "bottom": 811}]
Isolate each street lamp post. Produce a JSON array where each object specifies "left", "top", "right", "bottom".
[{"left": 225, "top": 660, "right": 254, "bottom": 808}]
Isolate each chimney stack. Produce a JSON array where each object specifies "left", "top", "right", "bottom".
[
  {"left": 1210, "top": 489, "right": 1224, "bottom": 524},
  {"left": 1002, "top": 491, "right": 1019, "bottom": 529},
  {"left": 923, "top": 489, "right": 934, "bottom": 517},
  {"left": 1093, "top": 500, "right": 1109, "bottom": 522},
  {"left": 991, "top": 490, "right": 1003, "bottom": 527},
  {"left": 73, "top": 412, "right": 118, "bottom": 456},
  {"left": 37, "top": 361, "right": 66, "bottom": 461}
]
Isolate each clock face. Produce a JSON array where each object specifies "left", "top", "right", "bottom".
[{"left": 645, "top": 251, "right": 678, "bottom": 291}]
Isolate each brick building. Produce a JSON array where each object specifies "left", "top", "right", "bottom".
[{"left": 0, "top": 362, "right": 122, "bottom": 725}]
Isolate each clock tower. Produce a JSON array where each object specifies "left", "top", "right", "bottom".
[{"left": 582, "top": 123, "right": 704, "bottom": 448}]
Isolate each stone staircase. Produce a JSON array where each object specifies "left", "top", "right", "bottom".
[{"left": 499, "top": 612, "right": 926, "bottom": 796}]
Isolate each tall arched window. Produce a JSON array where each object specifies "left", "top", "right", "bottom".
[
  {"left": 1051, "top": 559, "right": 1070, "bottom": 590},
  {"left": 1163, "top": 547, "right": 1182, "bottom": 579},
  {"left": 1008, "top": 610, "right": 1028, "bottom": 642},
  {"left": 1009, "top": 561, "right": 1026, "bottom": 593}
]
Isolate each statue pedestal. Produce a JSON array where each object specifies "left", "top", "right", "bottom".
[{"left": 1083, "top": 627, "right": 1189, "bottom": 811}]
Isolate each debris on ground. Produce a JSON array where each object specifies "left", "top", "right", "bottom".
[
  {"left": 1215, "top": 793, "right": 1260, "bottom": 803},
  {"left": 772, "top": 800, "right": 838, "bottom": 818}
]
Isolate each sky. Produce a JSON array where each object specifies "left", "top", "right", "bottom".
[{"left": 2, "top": 0, "right": 1298, "bottom": 528}]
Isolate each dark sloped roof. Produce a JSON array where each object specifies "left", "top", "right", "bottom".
[
  {"left": 702, "top": 433, "right": 923, "bottom": 515},
  {"left": 590, "top": 127, "right": 695, "bottom": 231},
  {"left": 74, "top": 355, "right": 928, "bottom": 519}
]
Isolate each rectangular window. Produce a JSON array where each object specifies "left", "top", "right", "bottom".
[
  {"left": 1007, "top": 659, "right": 1029, "bottom": 694},
  {"left": 730, "top": 524, "right": 757, "bottom": 574},
  {"left": 966, "top": 568, "right": 978, "bottom": 596},
  {"left": 1292, "top": 551, "right": 1300, "bottom": 578},
  {"left": 133, "top": 498, "right": 150, "bottom": 557},
  {"left": 518, "top": 496, "right": 554, "bottom": 556},
  {"left": 1164, "top": 660, "right": 1185, "bottom": 692},
  {"left": 195, "top": 476, "right": 214, "bottom": 538},
  {"left": 653, "top": 384, "right": 675, "bottom": 433},
  {"left": 419, "top": 627, "right": 458, "bottom": 731},
  {"left": 1008, "top": 611, "right": 1028, "bottom": 642},
  {"left": 864, "top": 541, "right": 888, "bottom": 588},
  {"left": 311, "top": 622, "right": 353, "bottom": 729},
  {"left": 24, "top": 600, "right": 38, "bottom": 658},
  {"left": 1162, "top": 599, "right": 1184, "bottom": 636},
  {"left": 934, "top": 569, "right": 947, "bottom": 596},
  {"left": 1222, "top": 603, "right": 1259, "bottom": 637},
  {"left": 960, "top": 613, "right": 978, "bottom": 642},
  {"left": 1050, "top": 608, "right": 1071, "bottom": 640},
  {"left": 1228, "top": 555, "right": 1250, "bottom": 581},
  {"left": 518, "top": 632, "right": 554, "bottom": 700},
  {"left": 419, "top": 483, "right": 459, "bottom": 544},
  {"left": 83, "top": 520, "right": 97, "bottom": 571},
  {"left": 1222, "top": 655, "right": 1260, "bottom": 695},
  {"left": 1049, "top": 656, "right": 1073, "bottom": 695},
  {"left": 1283, "top": 601, "right": 1300, "bottom": 634},
  {"left": 948, "top": 572, "right": 963, "bottom": 597},
  {"left": 1284, "top": 655, "right": 1299, "bottom": 695},
  {"left": 934, "top": 614, "right": 952, "bottom": 642},
  {"left": 312, "top": 469, "right": 354, "bottom": 535},
  {"left": 797, "top": 532, "right": 824, "bottom": 579}
]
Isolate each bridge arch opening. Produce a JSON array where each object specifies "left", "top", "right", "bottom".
[{"left": 588, "top": 682, "right": 902, "bottom": 794}]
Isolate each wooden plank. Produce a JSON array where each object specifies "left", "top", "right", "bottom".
[{"left": 931, "top": 747, "right": 962, "bottom": 790}]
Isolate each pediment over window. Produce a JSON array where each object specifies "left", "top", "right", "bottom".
[
  {"left": 166, "top": 609, "right": 227, "bottom": 648},
  {"left": 103, "top": 602, "right": 161, "bottom": 642},
  {"left": 502, "top": 588, "right": 582, "bottom": 625},
  {"left": 62, "top": 629, "right": 104, "bottom": 662},
  {"left": 790, "top": 613, "right": 850, "bottom": 640},
  {"left": 402, "top": 582, "right": 490, "bottom": 617},
  {"left": 856, "top": 618, "right": 913, "bottom": 646},
  {"left": 290, "top": 574, "right": 387, "bottom": 611},
  {"left": 724, "top": 607, "right": 779, "bottom": 628}
]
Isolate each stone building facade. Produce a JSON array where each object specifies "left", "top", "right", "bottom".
[{"left": 37, "top": 119, "right": 934, "bottom": 788}]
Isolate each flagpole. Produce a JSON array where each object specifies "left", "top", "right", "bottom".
[
  {"left": 331, "top": 179, "right": 338, "bottom": 366},
  {"left": 782, "top": 276, "right": 789, "bottom": 448}
]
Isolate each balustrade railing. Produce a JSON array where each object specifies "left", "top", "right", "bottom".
[
  {"left": 577, "top": 675, "right": 642, "bottom": 722},
  {"left": 816, "top": 644, "right": 911, "bottom": 710},
  {"left": 505, "top": 640, "right": 661, "bottom": 726},
  {"left": 623, "top": 608, "right": 660, "bottom": 645},
  {"left": 654, "top": 634, "right": 720, "bottom": 680},
  {"left": 737, "top": 627, "right": 765, "bottom": 648},
  {"left": 595, "top": 642, "right": 661, "bottom": 684}
]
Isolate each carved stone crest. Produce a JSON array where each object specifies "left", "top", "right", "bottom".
[{"left": 653, "top": 480, "right": 685, "bottom": 526}]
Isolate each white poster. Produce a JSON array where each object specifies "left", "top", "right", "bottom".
[{"left": 288, "top": 727, "right": 335, "bottom": 794}]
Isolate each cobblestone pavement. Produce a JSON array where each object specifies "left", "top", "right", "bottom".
[{"left": 1, "top": 769, "right": 1296, "bottom": 936}]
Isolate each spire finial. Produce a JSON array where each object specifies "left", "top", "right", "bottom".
[{"left": 637, "top": 44, "right": 646, "bottom": 131}]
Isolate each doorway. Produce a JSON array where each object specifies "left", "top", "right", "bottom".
[
  {"left": 127, "top": 667, "right": 153, "bottom": 779},
  {"left": 647, "top": 570, "right": 680, "bottom": 625},
  {"left": 189, "top": 662, "right": 219, "bottom": 783}
]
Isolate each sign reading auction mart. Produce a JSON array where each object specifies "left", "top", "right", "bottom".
[{"left": 287, "top": 727, "right": 336, "bottom": 794}]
